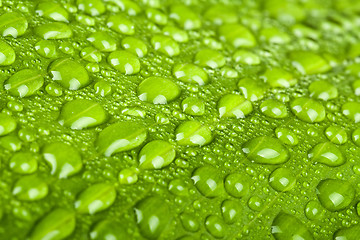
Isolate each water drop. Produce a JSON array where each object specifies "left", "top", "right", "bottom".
[
  {"left": 49, "top": 58, "right": 90, "bottom": 90},
  {"left": 0, "top": 12, "right": 28, "bottom": 38},
  {"left": 242, "top": 136, "right": 290, "bottom": 164},
  {"left": 96, "top": 121, "right": 147, "bottom": 156},
  {"left": 271, "top": 212, "right": 314, "bottom": 240},
  {"left": 290, "top": 97, "right": 325, "bottom": 123},
  {"left": 316, "top": 179, "right": 355, "bottom": 211},
  {"left": 269, "top": 168, "right": 296, "bottom": 192},
  {"left": 5, "top": 69, "right": 44, "bottom": 97},
  {"left": 224, "top": 173, "right": 249, "bottom": 198},
  {"left": 218, "top": 94, "right": 253, "bottom": 119},
  {"left": 13, "top": 175, "right": 48, "bottom": 201},
  {"left": 134, "top": 196, "right": 170, "bottom": 239},
  {"left": 260, "top": 99, "right": 288, "bottom": 119},
  {"left": 138, "top": 76, "right": 180, "bottom": 104},
  {"left": 175, "top": 121, "right": 212, "bottom": 146},
  {"left": 138, "top": 140, "right": 176, "bottom": 169},
  {"left": 75, "top": 183, "right": 116, "bottom": 214},
  {"left": 0, "top": 40, "right": 16, "bottom": 66},
  {"left": 35, "top": 23, "right": 72, "bottom": 39},
  {"left": 30, "top": 208, "right": 75, "bottom": 240},
  {"left": 191, "top": 165, "right": 224, "bottom": 198},
  {"left": 108, "top": 50, "right": 140, "bottom": 74},
  {"left": 43, "top": 142, "right": 83, "bottom": 178}
]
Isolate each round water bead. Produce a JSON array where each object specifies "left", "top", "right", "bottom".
[
  {"left": 134, "top": 196, "right": 170, "bottom": 239},
  {"left": 194, "top": 49, "right": 225, "bottom": 69},
  {"left": 218, "top": 94, "right": 253, "bottom": 118},
  {"left": 289, "top": 51, "right": 331, "bottom": 75},
  {"left": 271, "top": 212, "right": 314, "bottom": 240},
  {"left": 12, "top": 175, "right": 48, "bottom": 201},
  {"left": 260, "top": 27, "right": 291, "bottom": 44},
  {"left": 94, "top": 81, "right": 111, "bottom": 97},
  {"left": 59, "top": 42, "right": 75, "bottom": 55},
  {"left": 316, "top": 179, "right": 355, "bottom": 211},
  {"left": 0, "top": 113, "right": 17, "bottom": 136},
  {"left": 269, "top": 168, "right": 296, "bottom": 192},
  {"left": 138, "top": 76, "right": 181, "bottom": 104},
  {"left": 118, "top": 168, "right": 138, "bottom": 184},
  {"left": 138, "top": 140, "right": 176, "bottom": 169},
  {"left": 352, "top": 128, "right": 360, "bottom": 146},
  {"left": 204, "top": 4, "right": 238, "bottom": 25},
  {"left": 35, "top": 23, "right": 72, "bottom": 39},
  {"left": 237, "top": 78, "right": 268, "bottom": 101},
  {"left": 86, "top": 63, "right": 100, "bottom": 73},
  {"left": 218, "top": 24, "right": 256, "bottom": 48},
  {"left": 36, "top": 2, "right": 69, "bottom": 22},
  {"left": 220, "top": 66, "right": 238, "bottom": 78},
  {"left": 107, "top": 14, "right": 135, "bottom": 35},
  {"left": 163, "top": 26, "right": 188, "bottom": 43},
  {"left": 45, "top": 83, "right": 63, "bottom": 96},
  {"left": 305, "top": 200, "right": 324, "bottom": 220},
  {"left": 180, "top": 212, "right": 199, "bottom": 232},
  {"left": 108, "top": 50, "right": 140, "bottom": 74},
  {"left": 224, "top": 173, "right": 249, "bottom": 198},
  {"left": 76, "top": 14, "right": 95, "bottom": 26},
  {"left": 90, "top": 220, "right": 129, "bottom": 240},
  {"left": 260, "top": 99, "right": 288, "bottom": 119},
  {"left": 0, "top": 12, "right": 28, "bottom": 38},
  {"left": 173, "top": 63, "right": 209, "bottom": 85},
  {"left": 77, "top": 0, "right": 106, "bottom": 16},
  {"left": 43, "top": 142, "right": 83, "bottom": 179},
  {"left": 96, "top": 121, "right": 147, "bottom": 157},
  {"left": 308, "top": 142, "right": 345, "bottom": 167},
  {"left": 334, "top": 225, "right": 360, "bottom": 240},
  {"left": 275, "top": 127, "right": 299, "bottom": 146},
  {"left": 18, "top": 128, "right": 36, "bottom": 142},
  {"left": 260, "top": 67, "right": 296, "bottom": 88},
  {"left": 121, "top": 107, "right": 146, "bottom": 118},
  {"left": 30, "top": 208, "right": 76, "bottom": 240},
  {"left": 325, "top": 126, "right": 347, "bottom": 144},
  {"left": 9, "top": 152, "right": 38, "bottom": 174},
  {"left": 146, "top": 8, "right": 167, "bottom": 25},
  {"left": 7, "top": 100, "right": 23, "bottom": 112},
  {"left": 5, "top": 69, "right": 44, "bottom": 98},
  {"left": 248, "top": 196, "right": 263, "bottom": 211},
  {"left": 291, "top": 23, "right": 319, "bottom": 39},
  {"left": 80, "top": 47, "right": 102, "bottom": 63},
  {"left": 87, "top": 32, "right": 117, "bottom": 52},
  {"left": 352, "top": 79, "right": 360, "bottom": 96},
  {"left": 169, "top": 4, "right": 201, "bottom": 30},
  {"left": 233, "top": 50, "right": 261, "bottom": 65},
  {"left": 342, "top": 102, "right": 360, "bottom": 123},
  {"left": 203, "top": 37, "right": 223, "bottom": 50},
  {"left": 181, "top": 97, "right": 205, "bottom": 116},
  {"left": 35, "top": 40, "right": 58, "bottom": 59},
  {"left": 221, "top": 199, "right": 242, "bottom": 224},
  {"left": 121, "top": 37, "right": 148, "bottom": 57},
  {"left": 308, "top": 80, "right": 338, "bottom": 100},
  {"left": 75, "top": 183, "right": 116, "bottom": 214},
  {"left": 0, "top": 40, "right": 16, "bottom": 66},
  {"left": 205, "top": 215, "right": 227, "bottom": 238},
  {"left": 151, "top": 35, "right": 180, "bottom": 57},
  {"left": 290, "top": 97, "right": 325, "bottom": 123},
  {"left": 0, "top": 135, "right": 22, "bottom": 151},
  {"left": 49, "top": 58, "right": 90, "bottom": 90},
  {"left": 191, "top": 165, "right": 224, "bottom": 198},
  {"left": 168, "top": 179, "right": 188, "bottom": 196},
  {"left": 175, "top": 121, "right": 212, "bottom": 146},
  {"left": 242, "top": 136, "right": 290, "bottom": 164}
]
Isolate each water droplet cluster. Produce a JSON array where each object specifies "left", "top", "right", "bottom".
[{"left": 0, "top": 0, "right": 360, "bottom": 239}]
